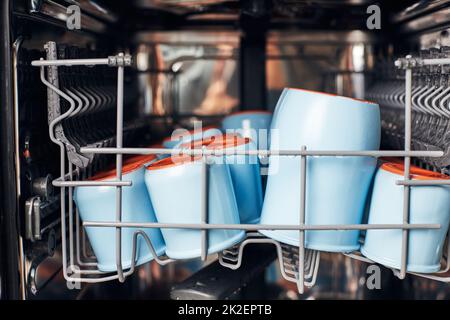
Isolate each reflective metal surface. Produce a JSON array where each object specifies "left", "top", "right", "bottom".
[
  {"left": 133, "top": 0, "right": 238, "bottom": 15},
  {"left": 134, "top": 31, "right": 376, "bottom": 117},
  {"left": 266, "top": 40, "right": 374, "bottom": 109},
  {"left": 29, "top": 0, "right": 107, "bottom": 33},
  {"left": 66, "top": 0, "right": 118, "bottom": 22},
  {"left": 267, "top": 30, "right": 377, "bottom": 44},
  {"left": 135, "top": 32, "right": 239, "bottom": 117},
  {"left": 393, "top": 0, "right": 450, "bottom": 35},
  {"left": 270, "top": 253, "right": 406, "bottom": 300}
]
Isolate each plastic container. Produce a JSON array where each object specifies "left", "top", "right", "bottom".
[
  {"left": 222, "top": 111, "right": 272, "bottom": 149},
  {"left": 74, "top": 155, "right": 166, "bottom": 271},
  {"left": 361, "top": 162, "right": 450, "bottom": 273},
  {"left": 180, "top": 134, "right": 263, "bottom": 224},
  {"left": 144, "top": 155, "right": 245, "bottom": 259},
  {"left": 260, "top": 88, "right": 381, "bottom": 252},
  {"left": 162, "top": 126, "right": 223, "bottom": 148}
]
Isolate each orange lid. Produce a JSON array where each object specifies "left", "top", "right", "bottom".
[
  {"left": 124, "top": 154, "right": 157, "bottom": 166},
  {"left": 287, "top": 88, "right": 377, "bottom": 105},
  {"left": 162, "top": 125, "right": 220, "bottom": 142},
  {"left": 379, "top": 157, "right": 404, "bottom": 164},
  {"left": 89, "top": 154, "right": 154, "bottom": 181},
  {"left": 380, "top": 162, "right": 450, "bottom": 180},
  {"left": 146, "top": 154, "right": 200, "bottom": 171},
  {"left": 179, "top": 133, "right": 250, "bottom": 150}
]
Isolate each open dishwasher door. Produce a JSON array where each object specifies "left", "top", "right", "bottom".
[{"left": 0, "top": 0, "right": 449, "bottom": 303}]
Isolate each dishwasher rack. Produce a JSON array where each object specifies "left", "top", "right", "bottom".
[{"left": 31, "top": 49, "right": 450, "bottom": 294}]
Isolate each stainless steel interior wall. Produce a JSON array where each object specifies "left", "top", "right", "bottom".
[{"left": 134, "top": 31, "right": 376, "bottom": 116}]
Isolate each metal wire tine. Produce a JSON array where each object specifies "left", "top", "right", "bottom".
[
  {"left": 221, "top": 255, "right": 240, "bottom": 263},
  {"left": 281, "top": 258, "right": 297, "bottom": 269},
  {"left": 424, "top": 86, "right": 442, "bottom": 117},
  {"left": 279, "top": 265, "right": 298, "bottom": 282},
  {"left": 400, "top": 64, "right": 413, "bottom": 280},
  {"left": 115, "top": 54, "right": 125, "bottom": 282},
  {"left": 303, "top": 249, "right": 313, "bottom": 272},
  {"left": 296, "top": 145, "right": 307, "bottom": 294},
  {"left": 284, "top": 269, "right": 298, "bottom": 277},
  {"left": 65, "top": 89, "right": 84, "bottom": 117},
  {"left": 68, "top": 162, "right": 75, "bottom": 270},
  {"left": 31, "top": 57, "right": 110, "bottom": 67},
  {"left": 200, "top": 146, "right": 209, "bottom": 262},
  {"left": 431, "top": 87, "right": 450, "bottom": 117},
  {"left": 74, "top": 165, "right": 97, "bottom": 266},
  {"left": 39, "top": 65, "right": 77, "bottom": 146},
  {"left": 304, "top": 251, "right": 321, "bottom": 288},
  {"left": 64, "top": 265, "right": 135, "bottom": 283},
  {"left": 80, "top": 146, "right": 444, "bottom": 158},
  {"left": 40, "top": 64, "right": 79, "bottom": 284},
  {"left": 72, "top": 88, "right": 90, "bottom": 115},
  {"left": 66, "top": 229, "right": 174, "bottom": 283},
  {"left": 132, "top": 230, "right": 174, "bottom": 266},
  {"left": 83, "top": 220, "right": 441, "bottom": 231},
  {"left": 304, "top": 253, "right": 315, "bottom": 279},
  {"left": 417, "top": 86, "right": 436, "bottom": 114},
  {"left": 53, "top": 180, "right": 132, "bottom": 187},
  {"left": 439, "top": 88, "right": 450, "bottom": 117},
  {"left": 396, "top": 179, "right": 450, "bottom": 186},
  {"left": 222, "top": 248, "right": 240, "bottom": 256},
  {"left": 422, "top": 57, "right": 450, "bottom": 65},
  {"left": 218, "top": 237, "right": 282, "bottom": 270},
  {"left": 305, "top": 251, "right": 319, "bottom": 280},
  {"left": 411, "top": 85, "right": 428, "bottom": 112}
]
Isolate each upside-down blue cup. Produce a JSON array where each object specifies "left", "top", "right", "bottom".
[
  {"left": 259, "top": 88, "right": 380, "bottom": 252},
  {"left": 144, "top": 155, "right": 245, "bottom": 259},
  {"left": 361, "top": 162, "right": 450, "bottom": 273},
  {"left": 180, "top": 134, "right": 263, "bottom": 224},
  {"left": 74, "top": 156, "right": 166, "bottom": 272},
  {"left": 162, "top": 126, "right": 223, "bottom": 149},
  {"left": 222, "top": 111, "right": 272, "bottom": 150}
]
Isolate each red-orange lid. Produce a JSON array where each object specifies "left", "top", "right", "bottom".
[
  {"left": 146, "top": 154, "right": 200, "bottom": 171},
  {"left": 124, "top": 154, "right": 157, "bottom": 166},
  {"left": 380, "top": 162, "right": 450, "bottom": 180},
  {"left": 379, "top": 157, "right": 404, "bottom": 164},
  {"left": 162, "top": 125, "right": 220, "bottom": 143},
  {"left": 90, "top": 154, "right": 154, "bottom": 181},
  {"left": 179, "top": 133, "right": 250, "bottom": 150}
]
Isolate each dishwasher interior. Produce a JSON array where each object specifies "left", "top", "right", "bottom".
[{"left": 2, "top": 0, "right": 450, "bottom": 300}]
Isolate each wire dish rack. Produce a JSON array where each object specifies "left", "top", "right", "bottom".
[{"left": 31, "top": 46, "right": 450, "bottom": 294}]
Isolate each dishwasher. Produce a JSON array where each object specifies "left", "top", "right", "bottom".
[{"left": 0, "top": 0, "right": 449, "bottom": 301}]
